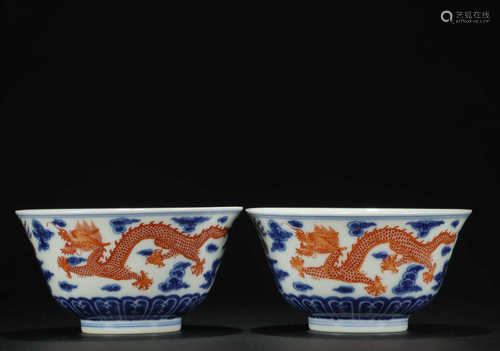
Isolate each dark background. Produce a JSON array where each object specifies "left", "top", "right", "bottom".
[{"left": 1, "top": 1, "right": 499, "bottom": 350}]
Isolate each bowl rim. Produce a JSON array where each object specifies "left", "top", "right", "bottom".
[
  {"left": 15, "top": 206, "right": 243, "bottom": 216},
  {"left": 246, "top": 207, "right": 471, "bottom": 217}
]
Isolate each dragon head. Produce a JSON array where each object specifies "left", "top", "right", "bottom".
[
  {"left": 63, "top": 220, "right": 109, "bottom": 252},
  {"left": 295, "top": 225, "right": 346, "bottom": 256}
]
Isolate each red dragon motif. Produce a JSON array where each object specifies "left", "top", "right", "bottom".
[
  {"left": 290, "top": 225, "right": 457, "bottom": 296},
  {"left": 55, "top": 220, "right": 227, "bottom": 290}
]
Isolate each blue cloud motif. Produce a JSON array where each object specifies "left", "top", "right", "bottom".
[
  {"left": 267, "top": 220, "right": 293, "bottom": 252},
  {"left": 441, "top": 246, "right": 451, "bottom": 256},
  {"left": 372, "top": 251, "right": 388, "bottom": 260},
  {"left": 101, "top": 284, "right": 121, "bottom": 292},
  {"left": 159, "top": 262, "right": 191, "bottom": 292},
  {"left": 273, "top": 269, "right": 289, "bottom": 282},
  {"left": 217, "top": 216, "right": 228, "bottom": 224},
  {"left": 288, "top": 220, "right": 303, "bottom": 228},
  {"left": 110, "top": 217, "right": 141, "bottom": 234},
  {"left": 59, "top": 281, "right": 78, "bottom": 292},
  {"left": 43, "top": 270, "right": 54, "bottom": 283},
  {"left": 256, "top": 220, "right": 266, "bottom": 237},
  {"left": 268, "top": 258, "right": 289, "bottom": 290},
  {"left": 293, "top": 282, "right": 313, "bottom": 292},
  {"left": 347, "top": 221, "right": 376, "bottom": 237},
  {"left": 406, "top": 220, "right": 444, "bottom": 238},
  {"left": 451, "top": 220, "right": 459, "bottom": 228},
  {"left": 23, "top": 221, "right": 32, "bottom": 238},
  {"left": 333, "top": 286, "right": 355, "bottom": 294},
  {"left": 32, "top": 219, "right": 54, "bottom": 251},
  {"left": 172, "top": 216, "right": 210, "bottom": 233},
  {"left": 206, "top": 244, "right": 218, "bottom": 253},
  {"left": 137, "top": 249, "right": 153, "bottom": 256},
  {"left": 51, "top": 219, "right": 66, "bottom": 227},
  {"left": 67, "top": 256, "right": 87, "bottom": 266},
  {"left": 432, "top": 260, "right": 449, "bottom": 291},
  {"left": 38, "top": 260, "right": 54, "bottom": 283},
  {"left": 392, "top": 265, "right": 424, "bottom": 295},
  {"left": 200, "top": 258, "right": 221, "bottom": 289}
]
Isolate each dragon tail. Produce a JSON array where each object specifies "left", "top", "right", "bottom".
[
  {"left": 425, "top": 230, "right": 457, "bottom": 253},
  {"left": 194, "top": 225, "right": 228, "bottom": 247}
]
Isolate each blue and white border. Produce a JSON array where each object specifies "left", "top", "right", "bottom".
[
  {"left": 81, "top": 317, "right": 182, "bottom": 334},
  {"left": 246, "top": 208, "right": 471, "bottom": 221},
  {"left": 308, "top": 316, "right": 408, "bottom": 333},
  {"left": 16, "top": 207, "right": 243, "bottom": 218}
]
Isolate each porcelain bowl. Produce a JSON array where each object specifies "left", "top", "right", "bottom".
[
  {"left": 247, "top": 208, "right": 471, "bottom": 333},
  {"left": 16, "top": 207, "right": 242, "bottom": 334}
]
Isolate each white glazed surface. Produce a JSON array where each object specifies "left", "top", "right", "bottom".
[
  {"left": 17, "top": 207, "right": 242, "bottom": 334},
  {"left": 247, "top": 208, "right": 471, "bottom": 333}
]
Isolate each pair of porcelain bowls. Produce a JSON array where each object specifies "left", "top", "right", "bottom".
[{"left": 16, "top": 207, "right": 471, "bottom": 334}]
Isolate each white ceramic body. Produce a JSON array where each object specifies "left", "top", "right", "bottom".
[
  {"left": 247, "top": 208, "right": 471, "bottom": 333},
  {"left": 16, "top": 207, "right": 242, "bottom": 334}
]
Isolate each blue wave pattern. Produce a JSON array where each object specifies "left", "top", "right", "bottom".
[
  {"left": 54, "top": 294, "right": 207, "bottom": 320},
  {"left": 283, "top": 293, "right": 435, "bottom": 317}
]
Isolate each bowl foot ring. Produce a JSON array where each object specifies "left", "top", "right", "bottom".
[
  {"left": 308, "top": 316, "right": 408, "bottom": 333},
  {"left": 81, "top": 317, "right": 182, "bottom": 334}
]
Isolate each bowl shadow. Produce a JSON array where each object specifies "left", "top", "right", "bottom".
[
  {"left": 0, "top": 324, "right": 242, "bottom": 342},
  {"left": 251, "top": 323, "right": 492, "bottom": 339}
]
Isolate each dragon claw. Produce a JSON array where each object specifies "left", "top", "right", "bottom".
[
  {"left": 365, "top": 276, "right": 386, "bottom": 296},
  {"left": 191, "top": 259, "right": 205, "bottom": 276},
  {"left": 381, "top": 254, "right": 399, "bottom": 273},
  {"left": 146, "top": 249, "right": 166, "bottom": 267},
  {"left": 296, "top": 247, "right": 314, "bottom": 256},
  {"left": 290, "top": 256, "right": 305, "bottom": 277},
  {"left": 57, "top": 256, "right": 72, "bottom": 278},
  {"left": 61, "top": 245, "right": 77, "bottom": 255},
  {"left": 132, "top": 270, "right": 152, "bottom": 290},
  {"left": 423, "top": 263, "right": 436, "bottom": 283}
]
